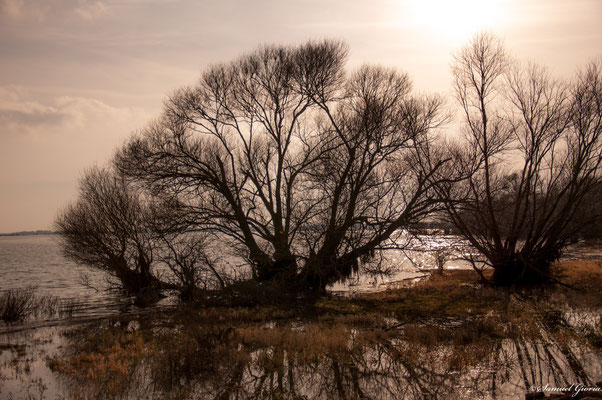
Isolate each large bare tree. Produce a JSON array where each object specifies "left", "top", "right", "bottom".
[
  {"left": 436, "top": 33, "right": 601, "bottom": 285},
  {"left": 116, "top": 40, "right": 447, "bottom": 291}
]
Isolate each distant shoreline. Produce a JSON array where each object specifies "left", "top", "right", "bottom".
[{"left": 0, "top": 230, "right": 57, "bottom": 237}]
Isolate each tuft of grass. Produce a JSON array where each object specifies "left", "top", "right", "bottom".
[
  {"left": 0, "top": 286, "right": 38, "bottom": 322},
  {"left": 0, "top": 285, "right": 79, "bottom": 323}
]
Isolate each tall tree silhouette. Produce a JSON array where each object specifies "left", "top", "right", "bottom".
[
  {"left": 116, "top": 40, "right": 447, "bottom": 291},
  {"left": 435, "top": 33, "right": 601, "bottom": 285}
]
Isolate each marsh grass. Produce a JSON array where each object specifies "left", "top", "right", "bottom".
[
  {"left": 551, "top": 261, "right": 602, "bottom": 312},
  {"left": 553, "top": 260, "right": 602, "bottom": 287},
  {"left": 47, "top": 327, "right": 148, "bottom": 398},
  {"left": 0, "top": 285, "right": 81, "bottom": 323},
  {"left": 43, "top": 261, "right": 602, "bottom": 399},
  {"left": 0, "top": 286, "right": 38, "bottom": 322}
]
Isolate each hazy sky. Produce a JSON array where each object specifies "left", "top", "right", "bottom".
[{"left": 0, "top": 0, "right": 600, "bottom": 232}]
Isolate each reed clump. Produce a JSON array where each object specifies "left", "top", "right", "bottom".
[
  {"left": 0, "top": 285, "right": 80, "bottom": 323},
  {"left": 0, "top": 286, "right": 37, "bottom": 322}
]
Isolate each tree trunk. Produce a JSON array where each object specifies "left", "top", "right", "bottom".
[
  {"left": 302, "top": 253, "right": 359, "bottom": 293},
  {"left": 108, "top": 254, "right": 166, "bottom": 300},
  {"left": 256, "top": 256, "right": 298, "bottom": 283},
  {"left": 491, "top": 257, "right": 552, "bottom": 286},
  {"left": 114, "top": 266, "right": 156, "bottom": 293}
]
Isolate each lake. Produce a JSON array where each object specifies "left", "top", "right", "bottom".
[{"left": 0, "top": 235, "right": 140, "bottom": 324}]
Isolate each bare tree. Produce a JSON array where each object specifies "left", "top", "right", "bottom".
[
  {"left": 297, "top": 65, "right": 447, "bottom": 289},
  {"left": 56, "top": 166, "right": 233, "bottom": 302},
  {"left": 55, "top": 167, "right": 164, "bottom": 296},
  {"left": 116, "top": 40, "right": 447, "bottom": 292},
  {"left": 436, "top": 33, "right": 601, "bottom": 285}
]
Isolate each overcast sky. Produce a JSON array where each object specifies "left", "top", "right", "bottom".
[{"left": 0, "top": 0, "right": 600, "bottom": 232}]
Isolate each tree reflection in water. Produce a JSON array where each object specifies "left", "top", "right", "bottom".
[{"left": 48, "top": 313, "right": 601, "bottom": 400}]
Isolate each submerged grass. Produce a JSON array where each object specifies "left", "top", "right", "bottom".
[
  {"left": 47, "top": 328, "right": 148, "bottom": 397},
  {"left": 41, "top": 260, "right": 602, "bottom": 399}
]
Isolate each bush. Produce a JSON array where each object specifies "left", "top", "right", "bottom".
[
  {"left": 0, "top": 285, "right": 76, "bottom": 323},
  {"left": 0, "top": 286, "right": 37, "bottom": 322}
]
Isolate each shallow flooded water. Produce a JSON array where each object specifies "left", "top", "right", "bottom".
[
  {"left": 1, "top": 234, "right": 601, "bottom": 399},
  {"left": 0, "top": 327, "right": 65, "bottom": 399},
  {"left": 1, "top": 310, "right": 600, "bottom": 400},
  {"left": 0, "top": 235, "right": 127, "bottom": 320}
]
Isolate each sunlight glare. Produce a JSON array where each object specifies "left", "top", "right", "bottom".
[{"left": 407, "top": 0, "right": 506, "bottom": 43}]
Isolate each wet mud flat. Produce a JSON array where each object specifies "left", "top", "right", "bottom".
[{"left": 1, "top": 261, "right": 602, "bottom": 400}]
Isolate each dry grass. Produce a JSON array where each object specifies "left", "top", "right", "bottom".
[
  {"left": 553, "top": 260, "right": 602, "bottom": 289},
  {"left": 317, "top": 269, "right": 509, "bottom": 324},
  {"left": 44, "top": 261, "right": 602, "bottom": 399},
  {"left": 0, "top": 286, "right": 40, "bottom": 322},
  {"left": 47, "top": 327, "right": 150, "bottom": 398},
  {"left": 238, "top": 324, "right": 352, "bottom": 359}
]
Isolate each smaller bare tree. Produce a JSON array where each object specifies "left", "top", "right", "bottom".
[
  {"left": 436, "top": 33, "right": 601, "bottom": 285},
  {"left": 56, "top": 166, "right": 237, "bottom": 303},
  {"left": 55, "top": 167, "right": 164, "bottom": 297}
]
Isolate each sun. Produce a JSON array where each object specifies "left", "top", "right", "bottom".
[{"left": 405, "top": 0, "right": 507, "bottom": 43}]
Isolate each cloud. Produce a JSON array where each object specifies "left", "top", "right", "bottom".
[
  {"left": 0, "top": 0, "right": 19, "bottom": 17},
  {"left": 0, "top": 0, "right": 43, "bottom": 20},
  {"left": 0, "top": 108, "right": 67, "bottom": 128},
  {"left": 0, "top": 85, "right": 152, "bottom": 231},
  {"left": 74, "top": 1, "right": 107, "bottom": 20},
  {"left": 0, "top": 0, "right": 108, "bottom": 21},
  {"left": 0, "top": 87, "right": 149, "bottom": 136},
  {"left": 0, "top": 88, "right": 66, "bottom": 132}
]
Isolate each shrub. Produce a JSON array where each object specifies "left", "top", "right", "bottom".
[
  {"left": 0, "top": 285, "right": 75, "bottom": 323},
  {"left": 0, "top": 286, "right": 37, "bottom": 322}
]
